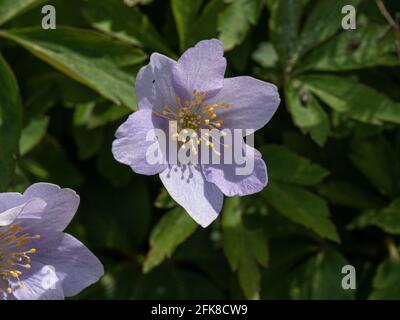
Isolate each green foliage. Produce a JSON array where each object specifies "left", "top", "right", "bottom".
[
  {"left": 218, "top": 0, "right": 263, "bottom": 51},
  {"left": 0, "top": 27, "right": 144, "bottom": 108},
  {"left": 370, "top": 259, "right": 400, "bottom": 299},
  {"left": 1, "top": 0, "right": 400, "bottom": 300},
  {"left": 0, "top": 0, "right": 44, "bottom": 26},
  {"left": 143, "top": 207, "right": 198, "bottom": 273},
  {"left": 222, "top": 197, "right": 268, "bottom": 299},
  {"left": 0, "top": 54, "right": 22, "bottom": 191}
]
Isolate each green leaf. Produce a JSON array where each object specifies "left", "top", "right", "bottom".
[
  {"left": 73, "top": 101, "right": 130, "bottom": 129},
  {"left": 285, "top": 78, "right": 330, "bottom": 145},
  {"left": 189, "top": 0, "right": 226, "bottom": 48},
  {"left": 218, "top": 0, "right": 263, "bottom": 51},
  {"left": 19, "top": 116, "right": 49, "bottom": 156},
  {"left": 136, "top": 265, "right": 224, "bottom": 299},
  {"left": 370, "top": 259, "right": 400, "bottom": 299},
  {"left": 299, "top": 19, "right": 400, "bottom": 72},
  {"left": 290, "top": 250, "right": 354, "bottom": 300},
  {"left": 375, "top": 198, "right": 400, "bottom": 234},
  {"left": 0, "top": 27, "right": 146, "bottom": 109},
  {"left": 269, "top": 0, "right": 302, "bottom": 72},
  {"left": 252, "top": 42, "right": 278, "bottom": 68},
  {"left": 295, "top": 0, "right": 363, "bottom": 60},
  {"left": 143, "top": 207, "right": 198, "bottom": 273},
  {"left": 96, "top": 133, "right": 133, "bottom": 187},
  {"left": 261, "top": 145, "right": 329, "bottom": 186},
  {"left": 347, "top": 209, "right": 378, "bottom": 230},
  {"left": 20, "top": 137, "right": 83, "bottom": 187},
  {"left": 350, "top": 136, "right": 398, "bottom": 196},
  {"left": 318, "top": 180, "right": 383, "bottom": 210},
  {"left": 73, "top": 126, "right": 104, "bottom": 160},
  {"left": 171, "top": 0, "right": 204, "bottom": 51},
  {"left": 301, "top": 74, "right": 400, "bottom": 125},
  {"left": 262, "top": 182, "right": 339, "bottom": 242},
  {"left": 155, "top": 187, "right": 177, "bottom": 209},
  {"left": 82, "top": 0, "right": 175, "bottom": 56},
  {"left": 0, "top": 54, "right": 22, "bottom": 191},
  {"left": 222, "top": 197, "right": 268, "bottom": 299},
  {"left": 0, "top": 0, "right": 44, "bottom": 26}
]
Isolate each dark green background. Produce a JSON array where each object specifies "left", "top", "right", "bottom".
[{"left": 1, "top": 0, "right": 400, "bottom": 299}]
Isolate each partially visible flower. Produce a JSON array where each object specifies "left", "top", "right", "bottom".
[
  {"left": 113, "top": 39, "right": 280, "bottom": 227},
  {"left": 0, "top": 183, "right": 103, "bottom": 300}
]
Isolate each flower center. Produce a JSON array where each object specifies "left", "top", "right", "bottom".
[
  {"left": 180, "top": 112, "right": 201, "bottom": 132},
  {"left": 0, "top": 224, "right": 40, "bottom": 295},
  {"left": 153, "top": 90, "right": 231, "bottom": 156}
]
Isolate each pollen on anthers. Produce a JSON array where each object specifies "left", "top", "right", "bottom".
[
  {"left": 153, "top": 89, "right": 231, "bottom": 155},
  {"left": 0, "top": 224, "right": 40, "bottom": 295}
]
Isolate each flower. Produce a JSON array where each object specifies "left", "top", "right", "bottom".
[
  {"left": 113, "top": 39, "right": 280, "bottom": 227},
  {"left": 0, "top": 183, "right": 104, "bottom": 300}
]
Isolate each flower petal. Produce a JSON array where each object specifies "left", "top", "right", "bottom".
[
  {"left": 14, "top": 230, "right": 104, "bottom": 299},
  {"left": 112, "top": 109, "right": 167, "bottom": 175},
  {"left": 0, "top": 203, "right": 28, "bottom": 226},
  {"left": 11, "top": 262, "right": 65, "bottom": 300},
  {"left": 172, "top": 39, "right": 226, "bottom": 100},
  {"left": 136, "top": 53, "right": 177, "bottom": 111},
  {"left": 0, "top": 192, "right": 23, "bottom": 213},
  {"left": 159, "top": 165, "right": 223, "bottom": 227},
  {"left": 17, "top": 183, "right": 79, "bottom": 232},
  {"left": 207, "top": 76, "right": 280, "bottom": 134},
  {"left": 202, "top": 143, "right": 268, "bottom": 196}
]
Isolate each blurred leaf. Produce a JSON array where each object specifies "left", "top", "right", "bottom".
[
  {"left": 290, "top": 250, "right": 354, "bottom": 299},
  {"left": 73, "top": 101, "right": 130, "bottom": 129},
  {"left": 78, "top": 179, "right": 152, "bottom": 252},
  {"left": 155, "top": 187, "right": 177, "bottom": 209},
  {"left": 20, "top": 137, "right": 83, "bottom": 186},
  {"left": 77, "top": 261, "right": 141, "bottom": 300},
  {"left": 0, "top": 0, "right": 44, "bottom": 26},
  {"left": 143, "top": 207, "right": 198, "bottom": 273},
  {"left": 171, "top": 0, "right": 204, "bottom": 51},
  {"left": 19, "top": 115, "right": 49, "bottom": 156},
  {"left": 262, "top": 182, "right": 339, "bottom": 242},
  {"left": 73, "top": 126, "right": 104, "bottom": 160},
  {"left": 83, "top": 0, "right": 174, "bottom": 56},
  {"left": 347, "top": 209, "right": 378, "bottom": 230},
  {"left": 295, "top": 0, "right": 363, "bottom": 60},
  {"left": 370, "top": 259, "right": 400, "bottom": 299},
  {"left": 174, "top": 230, "right": 233, "bottom": 293},
  {"left": 0, "top": 54, "right": 22, "bottom": 191},
  {"left": 0, "top": 27, "right": 145, "bottom": 109},
  {"left": 252, "top": 42, "right": 278, "bottom": 68},
  {"left": 350, "top": 136, "right": 398, "bottom": 197},
  {"left": 261, "top": 145, "right": 329, "bottom": 186},
  {"left": 285, "top": 78, "right": 330, "bottom": 146},
  {"left": 375, "top": 198, "right": 400, "bottom": 234},
  {"left": 269, "top": 0, "right": 302, "bottom": 72},
  {"left": 299, "top": 19, "right": 400, "bottom": 72},
  {"left": 262, "top": 240, "right": 318, "bottom": 299},
  {"left": 222, "top": 197, "right": 268, "bottom": 299},
  {"left": 318, "top": 180, "right": 383, "bottom": 210},
  {"left": 218, "top": 0, "right": 263, "bottom": 51},
  {"left": 136, "top": 265, "right": 224, "bottom": 299},
  {"left": 302, "top": 74, "right": 400, "bottom": 125},
  {"left": 96, "top": 133, "right": 133, "bottom": 187},
  {"left": 189, "top": 0, "right": 226, "bottom": 48},
  {"left": 23, "top": 80, "right": 57, "bottom": 121}
]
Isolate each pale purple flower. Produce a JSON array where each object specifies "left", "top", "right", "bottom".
[
  {"left": 0, "top": 183, "right": 103, "bottom": 300},
  {"left": 113, "top": 39, "right": 280, "bottom": 227}
]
